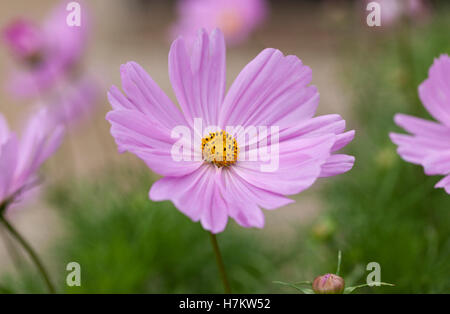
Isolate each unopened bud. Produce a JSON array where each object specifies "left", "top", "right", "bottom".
[
  {"left": 3, "top": 20, "right": 43, "bottom": 64},
  {"left": 312, "top": 273, "right": 345, "bottom": 294}
]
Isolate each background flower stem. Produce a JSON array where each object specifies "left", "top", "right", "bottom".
[
  {"left": 0, "top": 214, "right": 56, "bottom": 294},
  {"left": 209, "top": 232, "right": 231, "bottom": 293},
  {"left": 336, "top": 250, "right": 342, "bottom": 276},
  {"left": 396, "top": 16, "right": 421, "bottom": 113},
  {"left": 0, "top": 227, "right": 25, "bottom": 275}
]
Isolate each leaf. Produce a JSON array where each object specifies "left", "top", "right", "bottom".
[
  {"left": 273, "top": 281, "right": 314, "bottom": 294},
  {"left": 293, "top": 280, "right": 312, "bottom": 285},
  {"left": 344, "top": 282, "right": 395, "bottom": 294}
]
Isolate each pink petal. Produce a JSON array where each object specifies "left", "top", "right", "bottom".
[
  {"left": 200, "top": 179, "right": 229, "bottom": 233},
  {"left": 227, "top": 168, "right": 293, "bottom": 210},
  {"left": 15, "top": 109, "right": 64, "bottom": 188},
  {"left": 0, "top": 135, "right": 19, "bottom": 202},
  {"left": 219, "top": 48, "right": 317, "bottom": 129},
  {"left": 278, "top": 114, "right": 343, "bottom": 142},
  {"left": 150, "top": 165, "right": 209, "bottom": 220},
  {"left": 221, "top": 168, "right": 292, "bottom": 228},
  {"left": 0, "top": 114, "right": 10, "bottom": 145},
  {"left": 224, "top": 192, "right": 265, "bottom": 229},
  {"left": 435, "top": 175, "right": 450, "bottom": 194},
  {"left": 108, "top": 85, "right": 134, "bottom": 111},
  {"left": 169, "top": 29, "right": 226, "bottom": 126},
  {"left": 390, "top": 132, "right": 450, "bottom": 165},
  {"left": 423, "top": 150, "right": 450, "bottom": 175},
  {"left": 106, "top": 109, "right": 201, "bottom": 177},
  {"left": 418, "top": 55, "right": 450, "bottom": 126},
  {"left": 150, "top": 164, "right": 228, "bottom": 233},
  {"left": 234, "top": 135, "right": 334, "bottom": 195},
  {"left": 332, "top": 130, "right": 355, "bottom": 152},
  {"left": 320, "top": 154, "right": 355, "bottom": 178},
  {"left": 278, "top": 113, "right": 355, "bottom": 153},
  {"left": 394, "top": 113, "right": 450, "bottom": 139},
  {"left": 116, "top": 62, "right": 186, "bottom": 129},
  {"left": 35, "top": 125, "right": 65, "bottom": 168}
]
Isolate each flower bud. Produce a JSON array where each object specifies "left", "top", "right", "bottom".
[
  {"left": 3, "top": 20, "right": 43, "bottom": 63},
  {"left": 312, "top": 273, "right": 345, "bottom": 294}
]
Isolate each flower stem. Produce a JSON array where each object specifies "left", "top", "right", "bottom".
[
  {"left": 336, "top": 250, "right": 342, "bottom": 276},
  {"left": 209, "top": 232, "right": 231, "bottom": 294},
  {"left": 0, "top": 215, "right": 56, "bottom": 294},
  {"left": 0, "top": 227, "right": 26, "bottom": 274},
  {"left": 396, "top": 16, "right": 421, "bottom": 113}
]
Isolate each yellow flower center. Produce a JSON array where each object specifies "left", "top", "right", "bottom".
[{"left": 201, "top": 131, "right": 239, "bottom": 168}]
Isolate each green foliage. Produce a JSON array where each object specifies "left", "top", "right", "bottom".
[
  {"left": 41, "top": 169, "right": 292, "bottom": 293},
  {"left": 27, "top": 168, "right": 316, "bottom": 294},
  {"left": 304, "top": 10, "right": 450, "bottom": 293},
  {"left": 2, "top": 6, "right": 450, "bottom": 295}
]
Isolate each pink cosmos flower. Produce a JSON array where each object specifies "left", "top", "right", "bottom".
[
  {"left": 171, "top": 0, "right": 268, "bottom": 46},
  {"left": 106, "top": 29, "right": 355, "bottom": 233},
  {"left": 391, "top": 55, "right": 450, "bottom": 193},
  {"left": 2, "top": 0, "right": 89, "bottom": 98},
  {"left": 46, "top": 75, "right": 100, "bottom": 128},
  {"left": 364, "top": 0, "right": 427, "bottom": 27},
  {"left": 0, "top": 109, "right": 64, "bottom": 209}
]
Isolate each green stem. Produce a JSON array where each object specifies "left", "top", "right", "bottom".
[
  {"left": 0, "top": 215, "right": 56, "bottom": 293},
  {"left": 336, "top": 250, "right": 342, "bottom": 276},
  {"left": 209, "top": 232, "right": 231, "bottom": 294},
  {"left": 396, "top": 16, "right": 421, "bottom": 113},
  {"left": 0, "top": 227, "right": 25, "bottom": 274}
]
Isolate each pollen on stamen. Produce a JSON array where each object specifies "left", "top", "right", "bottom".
[{"left": 201, "top": 130, "right": 238, "bottom": 168}]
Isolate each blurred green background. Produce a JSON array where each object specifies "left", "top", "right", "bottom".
[{"left": 0, "top": 0, "right": 449, "bottom": 294}]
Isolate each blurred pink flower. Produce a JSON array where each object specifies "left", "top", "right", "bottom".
[
  {"left": 171, "top": 0, "right": 268, "bottom": 46},
  {"left": 3, "top": 20, "right": 43, "bottom": 60},
  {"left": 391, "top": 55, "right": 450, "bottom": 193},
  {"left": 2, "top": 0, "right": 90, "bottom": 98},
  {"left": 364, "top": 0, "right": 427, "bottom": 27},
  {"left": 46, "top": 75, "right": 101, "bottom": 128},
  {"left": 106, "top": 29, "right": 354, "bottom": 233},
  {"left": 3, "top": 1, "right": 99, "bottom": 129},
  {"left": 0, "top": 109, "right": 64, "bottom": 208}
]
